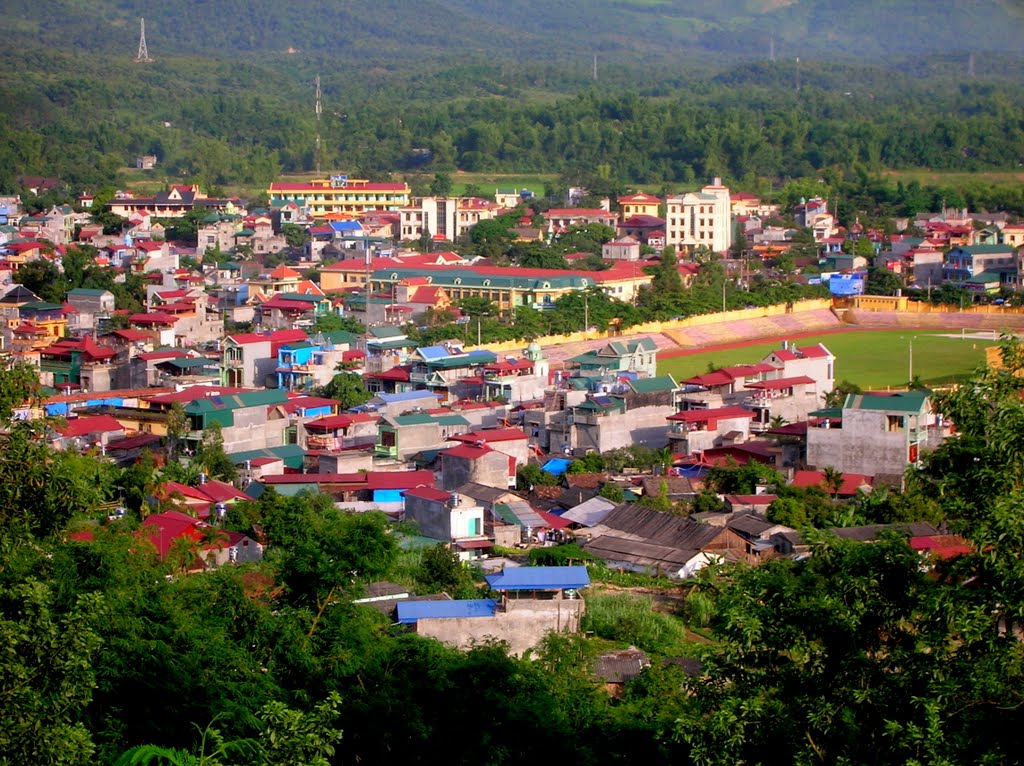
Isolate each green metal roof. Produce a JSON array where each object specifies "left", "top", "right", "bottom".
[
  {"left": 372, "top": 267, "right": 593, "bottom": 290},
  {"left": 628, "top": 374, "right": 678, "bottom": 393},
  {"left": 228, "top": 443, "right": 306, "bottom": 469},
  {"left": 426, "top": 351, "right": 498, "bottom": 369},
  {"left": 161, "top": 357, "right": 219, "bottom": 370},
  {"left": 391, "top": 412, "right": 469, "bottom": 427},
  {"left": 368, "top": 325, "right": 407, "bottom": 339},
  {"left": 966, "top": 271, "right": 1002, "bottom": 284},
  {"left": 67, "top": 288, "right": 110, "bottom": 296},
  {"left": 574, "top": 396, "right": 626, "bottom": 413},
  {"left": 369, "top": 338, "right": 413, "bottom": 351},
  {"left": 843, "top": 391, "right": 929, "bottom": 413},
  {"left": 21, "top": 301, "right": 63, "bottom": 311},
  {"left": 954, "top": 244, "right": 1015, "bottom": 254},
  {"left": 185, "top": 389, "right": 288, "bottom": 414},
  {"left": 277, "top": 293, "right": 322, "bottom": 303},
  {"left": 318, "top": 330, "right": 359, "bottom": 345}
]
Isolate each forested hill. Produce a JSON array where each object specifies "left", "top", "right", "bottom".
[{"left": 4, "top": 0, "right": 1024, "bottom": 64}]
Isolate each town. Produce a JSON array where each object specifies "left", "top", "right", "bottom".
[{"left": 4, "top": 169, "right": 1024, "bottom": 764}]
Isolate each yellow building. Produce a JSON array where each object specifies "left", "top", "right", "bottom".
[
  {"left": 618, "top": 192, "right": 661, "bottom": 219},
  {"left": 267, "top": 177, "right": 411, "bottom": 218}
]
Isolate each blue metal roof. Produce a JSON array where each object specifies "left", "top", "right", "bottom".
[
  {"left": 375, "top": 390, "right": 441, "bottom": 404},
  {"left": 484, "top": 566, "right": 590, "bottom": 591},
  {"left": 416, "top": 345, "right": 450, "bottom": 360},
  {"left": 396, "top": 599, "right": 498, "bottom": 624}
]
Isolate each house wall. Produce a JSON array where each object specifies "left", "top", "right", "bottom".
[
  {"left": 574, "top": 405, "right": 675, "bottom": 454},
  {"left": 806, "top": 411, "right": 919, "bottom": 475},
  {"left": 404, "top": 495, "right": 453, "bottom": 540},
  {"left": 440, "top": 451, "right": 511, "bottom": 491},
  {"left": 222, "top": 406, "right": 280, "bottom": 454},
  {"left": 414, "top": 597, "right": 585, "bottom": 657}
]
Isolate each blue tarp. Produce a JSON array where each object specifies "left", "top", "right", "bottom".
[
  {"left": 542, "top": 458, "right": 572, "bottom": 475},
  {"left": 373, "top": 489, "right": 404, "bottom": 503},
  {"left": 396, "top": 599, "right": 498, "bottom": 624},
  {"left": 484, "top": 566, "right": 591, "bottom": 591}
]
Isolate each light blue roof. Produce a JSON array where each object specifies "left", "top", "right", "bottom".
[
  {"left": 396, "top": 599, "right": 498, "bottom": 623},
  {"left": 329, "top": 221, "right": 363, "bottom": 232},
  {"left": 484, "top": 566, "right": 590, "bottom": 591},
  {"left": 375, "top": 390, "right": 441, "bottom": 404},
  {"left": 416, "top": 345, "right": 451, "bottom": 360}
]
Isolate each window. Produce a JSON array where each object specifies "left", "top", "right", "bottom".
[{"left": 886, "top": 415, "right": 904, "bottom": 432}]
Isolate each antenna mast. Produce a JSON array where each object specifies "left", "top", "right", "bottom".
[
  {"left": 315, "top": 74, "right": 322, "bottom": 175},
  {"left": 135, "top": 18, "right": 153, "bottom": 63}
]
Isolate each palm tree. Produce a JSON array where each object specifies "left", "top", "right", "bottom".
[
  {"left": 821, "top": 465, "right": 844, "bottom": 500},
  {"left": 769, "top": 415, "right": 788, "bottom": 430}
]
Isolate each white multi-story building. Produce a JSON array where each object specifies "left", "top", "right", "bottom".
[
  {"left": 398, "top": 197, "right": 501, "bottom": 242},
  {"left": 665, "top": 178, "right": 732, "bottom": 254}
]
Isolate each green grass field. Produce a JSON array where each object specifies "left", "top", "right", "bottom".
[
  {"left": 658, "top": 329, "right": 998, "bottom": 389},
  {"left": 882, "top": 169, "right": 1024, "bottom": 187}
]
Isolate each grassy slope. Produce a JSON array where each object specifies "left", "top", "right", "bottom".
[{"left": 658, "top": 329, "right": 997, "bottom": 389}]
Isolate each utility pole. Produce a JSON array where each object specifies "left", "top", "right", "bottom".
[
  {"left": 769, "top": 35, "right": 775, "bottom": 62},
  {"left": 584, "top": 293, "right": 589, "bottom": 333},
  {"left": 135, "top": 18, "right": 153, "bottom": 63},
  {"left": 795, "top": 57, "right": 800, "bottom": 92}
]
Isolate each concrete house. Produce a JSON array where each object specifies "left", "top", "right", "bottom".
[
  {"left": 65, "top": 288, "right": 115, "bottom": 332},
  {"left": 221, "top": 329, "right": 308, "bottom": 388},
  {"left": 397, "top": 566, "right": 589, "bottom": 657},
  {"left": 565, "top": 337, "right": 658, "bottom": 380},
  {"left": 806, "top": 391, "right": 940, "bottom": 479},
  {"left": 438, "top": 443, "right": 517, "bottom": 491},
  {"left": 183, "top": 389, "right": 290, "bottom": 454},
  {"left": 666, "top": 405, "right": 757, "bottom": 457},
  {"left": 401, "top": 486, "right": 489, "bottom": 559},
  {"left": 665, "top": 179, "right": 732, "bottom": 254},
  {"left": 375, "top": 411, "right": 470, "bottom": 461}
]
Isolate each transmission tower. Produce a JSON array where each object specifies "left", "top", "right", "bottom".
[
  {"left": 135, "top": 18, "right": 153, "bottom": 63},
  {"left": 315, "top": 74, "right": 322, "bottom": 175}
]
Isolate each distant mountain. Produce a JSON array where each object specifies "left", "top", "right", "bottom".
[{"left": 3, "top": 0, "right": 1022, "bottom": 65}]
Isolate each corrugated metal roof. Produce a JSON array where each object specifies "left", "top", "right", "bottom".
[
  {"left": 396, "top": 599, "right": 497, "bottom": 624},
  {"left": 484, "top": 566, "right": 590, "bottom": 591}
]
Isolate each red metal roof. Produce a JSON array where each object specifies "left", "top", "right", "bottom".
[
  {"left": 442, "top": 444, "right": 493, "bottom": 460},
  {"left": 57, "top": 414, "right": 126, "bottom": 438},
  {"left": 402, "top": 486, "right": 452, "bottom": 502},
  {"left": 683, "top": 371, "right": 735, "bottom": 387},
  {"left": 791, "top": 470, "right": 873, "bottom": 496},
  {"left": 448, "top": 428, "right": 528, "bottom": 444},
  {"left": 130, "top": 312, "right": 179, "bottom": 325}
]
